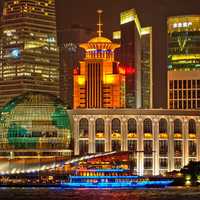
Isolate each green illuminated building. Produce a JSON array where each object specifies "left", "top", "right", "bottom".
[
  {"left": 167, "top": 15, "right": 200, "bottom": 109},
  {"left": 168, "top": 15, "right": 200, "bottom": 70},
  {"left": 0, "top": 92, "right": 72, "bottom": 160}
]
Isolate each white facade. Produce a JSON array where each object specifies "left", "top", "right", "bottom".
[{"left": 70, "top": 109, "right": 200, "bottom": 176}]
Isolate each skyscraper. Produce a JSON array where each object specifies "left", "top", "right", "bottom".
[
  {"left": 119, "top": 9, "right": 153, "bottom": 108},
  {"left": 0, "top": 0, "right": 59, "bottom": 107},
  {"left": 58, "top": 25, "right": 95, "bottom": 109},
  {"left": 74, "top": 10, "right": 125, "bottom": 109},
  {"left": 167, "top": 15, "right": 200, "bottom": 109}
]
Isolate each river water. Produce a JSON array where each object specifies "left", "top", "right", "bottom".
[{"left": 0, "top": 187, "right": 199, "bottom": 200}]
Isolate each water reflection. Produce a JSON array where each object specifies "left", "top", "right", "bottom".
[{"left": 0, "top": 187, "right": 199, "bottom": 200}]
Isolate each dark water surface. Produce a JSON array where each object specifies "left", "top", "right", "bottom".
[{"left": 0, "top": 187, "right": 199, "bottom": 200}]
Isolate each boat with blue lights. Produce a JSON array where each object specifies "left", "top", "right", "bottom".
[{"left": 61, "top": 169, "right": 173, "bottom": 189}]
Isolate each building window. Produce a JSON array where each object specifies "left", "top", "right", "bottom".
[
  {"left": 183, "top": 80, "right": 186, "bottom": 89},
  {"left": 95, "top": 140, "right": 105, "bottom": 153},
  {"left": 188, "top": 80, "right": 191, "bottom": 88},
  {"left": 112, "top": 140, "right": 121, "bottom": 152},
  {"left": 112, "top": 118, "right": 121, "bottom": 138},
  {"left": 79, "top": 140, "right": 88, "bottom": 155},
  {"left": 144, "top": 158, "right": 152, "bottom": 169},
  {"left": 174, "top": 80, "right": 177, "bottom": 89},
  {"left": 189, "top": 141, "right": 197, "bottom": 157},
  {"left": 189, "top": 119, "right": 196, "bottom": 134},
  {"left": 95, "top": 118, "right": 105, "bottom": 138},
  {"left": 159, "top": 118, "right": 167, "bottom": 133},
  {"left": 159, "top": 140, "right": 168, "bottom": 157},
  {"left": 174, "top": 158, "right": 182, "bottom": 169},
  {"left": 179, "top": 80, "right": 182, "bottom": 89},
  {"left": 159, "top": 158, "right": 168, "bottom": 169},
  {"left": 143, "top": 118, "right": 152, "bottom": 133},
  {"left": 128, "top": 118, "right": 137, "bottom": 133},
  {"left": 144, "top": 140, "right": 153, "bottom": 156},
  {"left": 169, "top": 81, "right": 173, "bottom": 89},
  {"left": 174, "top": 119, "right": 182, "bottom": 134},
  {"left": 174, "top": 141, "right": 182, "bottom": 157},
  {"left": 128, "top": 140, "right": 137, "bottom": 152},
  {"left": 79, "top": 118, "right": 89, "bottom": 138}
]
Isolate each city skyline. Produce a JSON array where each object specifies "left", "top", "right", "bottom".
[
  {"left": 56, "top": 0, "right": 200, "bottom": 108},
  {"left": 0, "top": 0, "right": 200, "bottom": 194}
]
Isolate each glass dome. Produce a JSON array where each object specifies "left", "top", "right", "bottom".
[{"left": 0, "top": 92, "right": 72, "bottom": 151}]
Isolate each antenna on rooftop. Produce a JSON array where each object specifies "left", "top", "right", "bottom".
[{"left": 97, "top": 10, "right": 103, "bottom": 37}]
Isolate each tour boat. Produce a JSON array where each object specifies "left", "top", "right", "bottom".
[{"left": 61, "top": 169, "right": 173, "bottom": 189}]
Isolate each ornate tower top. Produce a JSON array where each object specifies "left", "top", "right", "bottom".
[{"left": 79, "top": 10, "right": 120, "bottom": 60}]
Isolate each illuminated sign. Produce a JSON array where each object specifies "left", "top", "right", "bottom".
[{"left": 173, "top": 22, "right": 192, "bottom": 28}]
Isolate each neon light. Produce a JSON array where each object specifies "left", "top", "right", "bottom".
[
  {"left": 76, "top": 169, "right": 129, "bottom": 172},
  {"left": 62, "top": 180, "right": 174, "bottom": 188},
  {"left": 103, "top": 75, "right": 115, "bottom": 84},
  {"left": 70, "top": 175, "right": 140, "bottom": 179},
  {"left": 171, "top": 54, "right": 200, "bottom": 61},
  {"left": 77, "top": 76, "right": 85, "bottom": 85},
  {"left": 125, "top": 67, "right": 136, "bottom": 75}
]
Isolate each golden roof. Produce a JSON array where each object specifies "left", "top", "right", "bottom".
[{"left": 88, "top": 36, "right": 112, "bottom": 43}]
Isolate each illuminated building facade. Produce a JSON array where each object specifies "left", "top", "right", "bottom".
[
  {"left": 167, "top": 15, "right": 200, "bottom": 109},
  {"left": 0, "top": 92, "right": 72, "bottom": 172},
  {"left": 119, "top": 9, "right": 153, "bottom": 109},
  {"left": 72, "top": 108, "right": 200, "bottom": 175},
  {"left": 74, "top": 11, "right": 125, "bottom": 109},
  {"left": 0, "top": 0, "right": 59, "bottom": 108},
  {"left": 59, "top": 25, "right": 95, "bottom": 109}
]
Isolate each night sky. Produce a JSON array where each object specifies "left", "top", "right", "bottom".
[{"left": 56, "top": 0, "right": 200, "bottom": 37}]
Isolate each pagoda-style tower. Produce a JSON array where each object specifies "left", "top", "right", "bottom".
[{"left": 74, "top": 10, "right": 125, "bottom": 109}]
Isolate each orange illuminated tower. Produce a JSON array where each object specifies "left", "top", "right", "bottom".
[{"left": 74, "top": 10, "right": 125, "bottom": 109}]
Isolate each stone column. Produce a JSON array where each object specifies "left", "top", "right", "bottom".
[
  {"left": 88, "top": 117, "right": 95, "bottom": 154},
  {"left": 137, "top": 118, "right": 144, "bottom": 176},
  {"left": 183, "top": 118, "right": 189, "bottom": 166},
  {"left": 168, "top": 118, "right": 174, "bottom": 172},
  {"left": 196, "top": 118, "right": 200, "bottom": 161},
  {"left": 121, "top": 117, "right": 127, "bottom": 151},
  {"left": 74, "top": 117, "right": 79, "bottom": 156},
  {"left": 105, "top": 117, "right": 111, "bottom": 152},
  {"left": 153, "top": 119, "right": 159, "bottom": 175}
]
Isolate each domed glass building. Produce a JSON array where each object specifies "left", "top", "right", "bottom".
[{"left": 0, "top": 92, "right": 72, "bottom": 162}]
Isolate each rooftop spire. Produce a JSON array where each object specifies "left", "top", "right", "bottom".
[{"left": 97, "top": 10, "right": 103, "bottom": 37}]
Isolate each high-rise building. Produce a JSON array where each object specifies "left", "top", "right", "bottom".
[
  {"left": 167, "top": 15, "right": 200, "bottom": 109},
  {"left": 119, "top": 9, "right": 153, "bottom": 109},
  {"left": 0, "top": 0, "right": 59, "bottom": 108},
  {"left": 73, "top": 10, "right": 125, "bottom": 109},
  {"left": 58, "top": 25, "right": 95, "bottom": 109}
]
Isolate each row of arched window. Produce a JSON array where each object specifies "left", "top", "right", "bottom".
[{"left": 79, "top": 118, "right": 197, "bottom": 138}]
